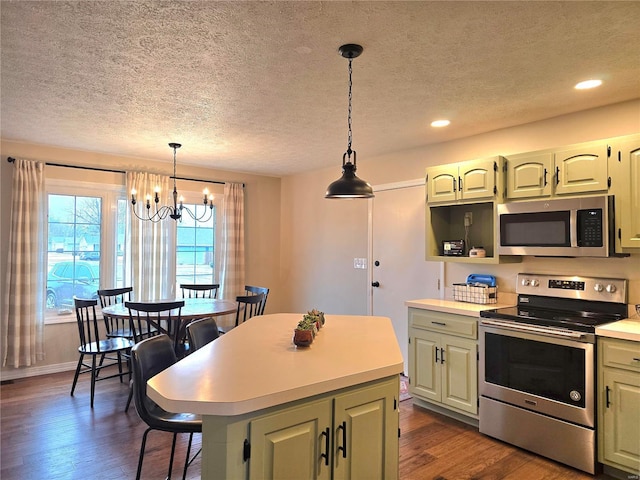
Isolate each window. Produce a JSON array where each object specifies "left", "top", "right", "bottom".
[
  {"left": 175, "top": 200, "right": 219, "bottom": 291},
  {"left": 45, "top": 178, "right": 126, "bottom": 323}
]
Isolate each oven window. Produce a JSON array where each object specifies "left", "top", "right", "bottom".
[
  {"left": 484, "top": 332, "right": 586, "bottom": 407},
  {"left": 500, "top": 211, "right": 570, "bottom": 246}
]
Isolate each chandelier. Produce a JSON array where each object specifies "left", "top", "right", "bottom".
[
  {"left": 325, "top": 44, "right": 374, "bottom": 199},
  {"left": 130, "top": 142, "right": 214, "bottom": 223}
]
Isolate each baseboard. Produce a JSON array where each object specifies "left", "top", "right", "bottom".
[
  {"left": 1, "top": 361, "right": 77, "bottom": 381},
  {"left": 412, "top": 397, "right": 480, "bottom": 428}
]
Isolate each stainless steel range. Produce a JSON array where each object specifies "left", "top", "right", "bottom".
[{"left": 479, "top": 273, "right": 628, "bottom": 474}]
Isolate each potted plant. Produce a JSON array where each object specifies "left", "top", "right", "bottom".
[
  {"left": 307, "top": 309, "right": 325, "bottom": 329},
  {"left": 293, "top": 317, "right": 315, "bottom": 347}
]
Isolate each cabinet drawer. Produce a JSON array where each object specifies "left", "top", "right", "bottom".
[
  {"left": 409, "top": 308, "right": 477, "bottom": 339},
  {"left": 601, "top": 338, "right": 640, "bottom": 372}
]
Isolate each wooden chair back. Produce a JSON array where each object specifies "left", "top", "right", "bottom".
[
  {"left": 125, "top": 301, "right": 185, "bottom": 355},
  {"left": 180, "top": 283, "right": 220, "bottom": 299},
  {"left": 234, "top": 294, "right": 265, "bottom": 327},
  {"left": 244, "top": 285, "right": 269, "bottom": 315}
]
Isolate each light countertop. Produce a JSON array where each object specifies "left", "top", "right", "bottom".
[
  {"left": 147, "top": 313, "right": 404, "bottom": 416},
  {"left": 596, "top": 319, "right": 640, "bottom": 342},
  {"left": 405, "top": 297, "right": 516, "bottom": 317},
  {"left": 408, "top": 298, "right": 640, "bottom": 342}
]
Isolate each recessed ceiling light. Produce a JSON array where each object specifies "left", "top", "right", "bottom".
[
  {"left": 431, "top": 120, "right": 450, "bottom": 128},
  {"left": 575, "top": 79, "right": 602, "bottom": 90}
]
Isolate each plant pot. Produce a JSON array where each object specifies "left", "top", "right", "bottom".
[{"left": 293, "top": 329, "right": 313, "bottom": 347}]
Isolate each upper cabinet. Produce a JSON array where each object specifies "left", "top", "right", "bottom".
[
  {"left": 426, "top": 157, "right": 504, "bottom": 205},
  {"left": 609, "top": 135, "right": 640, "bottom": 251},
  {"left": 505, "top": 141, "right": 611, "bottom": 200}
]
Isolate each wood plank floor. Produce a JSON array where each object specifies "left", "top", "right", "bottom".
[{"left": 1, "top": 369, "right": 615, "bottom": 479}]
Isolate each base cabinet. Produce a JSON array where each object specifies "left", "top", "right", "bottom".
[
  {"left": 598, "top": 337, "right": 640, "bottom": 475},
  {"left": 408, "top": 308, "right": 478, "bottom": 416},
  {"left": 202, "top": 376, "right": 399, "bottom": 480}
]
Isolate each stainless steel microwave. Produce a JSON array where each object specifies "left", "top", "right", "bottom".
[{"left": 497, "top": 195, "right": 615, "bottom": 257}]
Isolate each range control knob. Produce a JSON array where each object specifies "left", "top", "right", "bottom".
[
  {"left": 594, "top": 284, "right": 604, "bottom": 292},
  {"left": 530, "top": 279, "right": 539, "bottom": 287},
  {"left": 521, "top": 279, "right": 530, "bottom": 287},
  {"left": 606, "top": 284, "right": 617, "bottom": 294}
]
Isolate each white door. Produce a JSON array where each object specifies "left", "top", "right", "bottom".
[{"left": 369, "top": 180, "right": 442, "bottom": 375}]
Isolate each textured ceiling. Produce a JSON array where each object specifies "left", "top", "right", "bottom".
[{"left": 1, "top": 1, "right": 639, "bottom": 176}]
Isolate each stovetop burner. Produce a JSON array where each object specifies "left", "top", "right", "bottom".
[
  {"left": 480, "top": 305, "right": 625, "bottom": 333},
  {"left": 480, "top": 273, "right": 628, "bottom": 333}
]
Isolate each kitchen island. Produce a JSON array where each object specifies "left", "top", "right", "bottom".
[{"left": 147, "top": 313, "right": 404, "bottom": 479}]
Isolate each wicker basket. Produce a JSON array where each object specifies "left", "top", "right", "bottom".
[{"left": 452, "top": 283, "right": 498, "bottom": 304}]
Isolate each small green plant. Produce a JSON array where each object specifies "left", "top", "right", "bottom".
[
  {"left": 307, "top": 308, "right": 325, "bottom": 325},
  {"left": 296, "top": 316, "right": 316, "bottom": 331}
]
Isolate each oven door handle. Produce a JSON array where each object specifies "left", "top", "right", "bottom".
[{"left": 480, "top": 319, "right": 586, "bottom": 339}]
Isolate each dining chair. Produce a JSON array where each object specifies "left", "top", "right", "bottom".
[
  {"left": 125, "top": 300, "right": 185, "bottom": 354},
  {"left": 180, "top": 283, "right": 220, "bottom": 299},
  {"left": 234, "top": 293, "right": 265, "bottom": 327},
  {"left": 244, "top": 285, "right": 269, "bottom": 315},
  {"left": 131, "top": 334, "right": 201, "bottom": 480},
  {"left": 98, "top": 287, "right": 134, "bottom": 339},
  {"left": 71, "top": 297, "right": 134, "bottom": 408},
  {"left": 186, "top": 317, "right": 220, "bottom": 351}
]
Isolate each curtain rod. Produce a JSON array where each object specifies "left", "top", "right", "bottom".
[{"left": 6, "top": 157, "right": 241, "bottom": 186}]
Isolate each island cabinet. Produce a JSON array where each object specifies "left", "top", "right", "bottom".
[
  {"left": 426, "top": 156, "right": 503, "bottom": 205},
  {"left": 248, "top": 377, "right": 398, "bottom": 480},
  {"left": 504, "top": 140, "right": 611, "bottom": 200},
  {"left": 146, "top": 314, "right": 404, "bottom": 480},
  {"left": 597, "top": 337, "right": 640, "bottom": 475},
  {"left": 408, "top": 307, "right": 478, "bottom": 417}
]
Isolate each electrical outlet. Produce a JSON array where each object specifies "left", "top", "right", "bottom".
[{"left": 464, "top": 212, "right": 473, "bottom": 227}]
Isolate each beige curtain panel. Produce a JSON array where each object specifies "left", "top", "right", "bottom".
[
  {"left": 2, "top": 158, "right": 46, "bottom": 367},
  {"left": 126, "top": 171, "right": 176, "bottom": 301},
  {"left": 220, "top": 183, "right": 245, "bottom": 301}
]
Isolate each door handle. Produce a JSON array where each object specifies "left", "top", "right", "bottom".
[
  {"left": 440, "top": 347, "right": 445, "bottom": 364},
  {"left": 543, "top": 168, "right": 548, "bottom": 186},
  {"left": 605, "top": 386, "right": 611, "bottom": 408},
  {"left": 555, "top": 166, "right": 560, "bottom": 185},
  {"left": 371, "top": 281, "right": 380, "bottom": 288},
  {"left": 320, "top": 427, "right": 330, "bottom": 466},
  {"left": 337, "top": 421, "right": 347, "bottom": 458}
]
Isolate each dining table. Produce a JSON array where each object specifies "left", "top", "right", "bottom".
[{"left": 101, "top": 297, "right": 238, "bottom": 333}]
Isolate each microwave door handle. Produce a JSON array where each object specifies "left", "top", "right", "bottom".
[{"left": 570, "top": 209, "right": 578, "bottom": 247}]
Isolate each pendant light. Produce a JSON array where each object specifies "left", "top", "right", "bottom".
[{"left": 325, "top": 44, "right": 374, "bottom": 199}]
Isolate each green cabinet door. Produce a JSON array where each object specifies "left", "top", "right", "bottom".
[
  {"left": 618, "top": 140, "right": 640, "bottom": 249},
  {"left": 459, "top": 158, "right": 500, "bottom": 201},
  {"left": 441, "top": 336, "right": 478, "bottom": 414},
  {"left": 333, "top": 378, "right": 399, "bottom": 480},
  {"left": 601, "top": 368, "right": 640, "bottom": 473},
  {"left": 409, "top": 328, "right": 440, "bottom": 402},
  {"left": 554, "top": 143, "right": 610, "bottom": 196},
  {"left": 249, "top": 398, "right": 333, "bottom": 480},
  {"left": 505, "top": 151, "right": 554, "bottom": 199},
  {"left": 426, "top": 165, "right": 459, "bottom": 204}
]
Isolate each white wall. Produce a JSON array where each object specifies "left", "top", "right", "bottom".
[{"left": 280, "top": 100, "right": 640, "bottom": 314}]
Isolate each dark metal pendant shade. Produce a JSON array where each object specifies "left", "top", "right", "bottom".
[
  {"left": 325, "top": 43, "right": 374, "bottom": 199},
  {"left": 325, "top": 153, "right": 374, "bottom": 198}
]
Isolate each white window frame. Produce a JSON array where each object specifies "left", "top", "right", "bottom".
[{"left": 45, "top": 179, "right": 126, "bottom": 324}]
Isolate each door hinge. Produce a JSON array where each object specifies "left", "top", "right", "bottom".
[
  {"left": 618, "top": 228, "right": 622, "bottom": 240},
  {"left": 394, "top": 398, "right": 397, "bottom": 410},
  {"left": 398, "top": 427, "right": 401, "bottom": 438},
  {"left": 243, "top": 439, "right": 251, "bottom": 461},
  {"left": 607, "top": 145, "right": 611, "bottom": 157},
  {"left": 477, "top": 351, "right": 480, "bottom": 361},
  {"left": 618, "top": 151, "right": 622, "bottom": 162},
  {"left": 493, "top": 161, "right": 498, "bottom": 172},
  {"left": 607, "top": 176, "right": 612, "bottom": 188},
  {"left": 437, "top": 278, "right": 441, "bottom": 291},
  {"left": 477, "top": 398, "right": 480, "bottom": 408},
  {"left": 493, "top": 185, "right": 497, "bottom": 195}
]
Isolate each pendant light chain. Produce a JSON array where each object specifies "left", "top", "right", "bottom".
[{"left": 346, "top": 57, "right": 353, "bottom": 156}]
